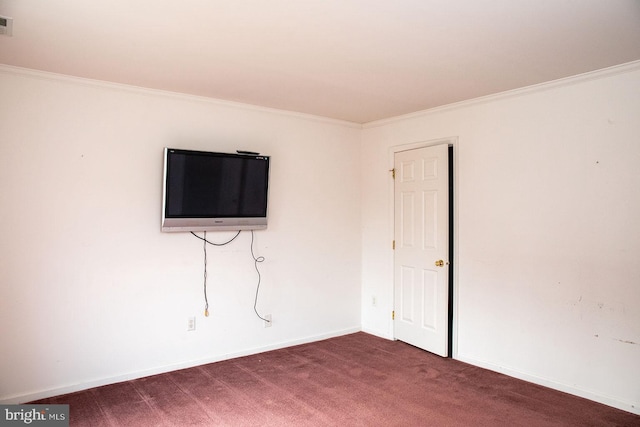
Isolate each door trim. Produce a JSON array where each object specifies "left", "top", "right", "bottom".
[{"left": 389, "top": 137, "right": 459, "bottom": 358}]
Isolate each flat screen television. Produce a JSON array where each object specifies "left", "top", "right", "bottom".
[{"left": 162, "top": 148, "right": 270, "bottom": 232}]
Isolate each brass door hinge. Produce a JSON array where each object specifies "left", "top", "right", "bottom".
[
  {"left": 390, "top": 168, "right": 395, "bottom": 179},
  {"left": 392, "top": 240, "right": 395, "bottom": 250},
  {"left": 392, "top": 310, "right": 395, "bottom": 320}
]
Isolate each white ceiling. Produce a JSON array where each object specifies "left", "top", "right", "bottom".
[{"left": 1, "top": 0, "right": 639, "bottom": 123}]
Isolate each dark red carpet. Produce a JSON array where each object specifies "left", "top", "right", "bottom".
[{"left": 33, "top": 332, "right": 639, "bottom": 426}]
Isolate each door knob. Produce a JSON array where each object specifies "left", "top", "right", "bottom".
[{"left": 435, "top": 260, "right": 449, "bottom": 267}]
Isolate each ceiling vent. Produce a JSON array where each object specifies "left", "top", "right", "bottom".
[{"left": 0, "top": 16, "right": 13, "bottom": 37}]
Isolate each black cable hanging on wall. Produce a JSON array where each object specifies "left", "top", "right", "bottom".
[
  {"left": 190, "top": 230, "right": 268, "bottom": 323},
  {"left": 191, "top": 230, "right": 241, "bottom": 316},
  {"left": 250, "top": 230, "right": 269, "bottom": 323}
]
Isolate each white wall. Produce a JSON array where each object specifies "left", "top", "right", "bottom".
[
  {"left": 2, "top": 62, "right": 638, "bottom": 414},
  {"left": 360, "top": 63, "right": 640, "bottom": 414},
  {"left": 0, "top": 67, "right": 362, "bottom": 403}
]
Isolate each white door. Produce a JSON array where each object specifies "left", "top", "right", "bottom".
[{"left": 393, "top": 144, "right": 449, "bottom": 357}]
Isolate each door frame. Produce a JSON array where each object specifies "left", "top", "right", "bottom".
[{"left": 389, "top": 137, "right": 459, "bottom": 358}]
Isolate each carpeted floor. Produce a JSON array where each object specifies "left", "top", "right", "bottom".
[{"left": 32, "top": 332, "right": 639, "bottom": 426}]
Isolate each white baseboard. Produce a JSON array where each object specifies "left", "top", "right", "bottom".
[
  {"left": 359, "top": 331, "right": 638, "bottom": 415},
  {"left": 10, "top": 328, "right": 636, "bottom": 417},
  {"left": 360, "top": 326, "right": 394, "bottom": 340},
  {"left": 456, "top": 355, "right": 639, "bottom": 416},
  {"left": 1, "top": 326, "right": 361, "bottom": 405}
]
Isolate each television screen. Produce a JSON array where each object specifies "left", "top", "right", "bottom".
[{"left": 162, "top": 148, "right": 270, "bottom": 232}]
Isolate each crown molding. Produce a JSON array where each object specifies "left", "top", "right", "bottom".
[
  {"left": 0, "top": 63, "right": 362, "bottom": 129},
  {"left": 363, "top": 60, "right": 640, "bottom": 129}
]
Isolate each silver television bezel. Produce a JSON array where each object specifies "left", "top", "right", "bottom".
[{"left": 161, "top": 148, "right": 269, "bottom": 232}]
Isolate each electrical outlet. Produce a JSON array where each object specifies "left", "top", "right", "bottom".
[
  {"left": 264, "top": 314, "right": 272, "bottom": 328},
  {"left": 0, "top": 16, "right": 14, "bottom": 37},
  {"left": 187, "top": 316, "right": 196, "bottom": 331}
]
